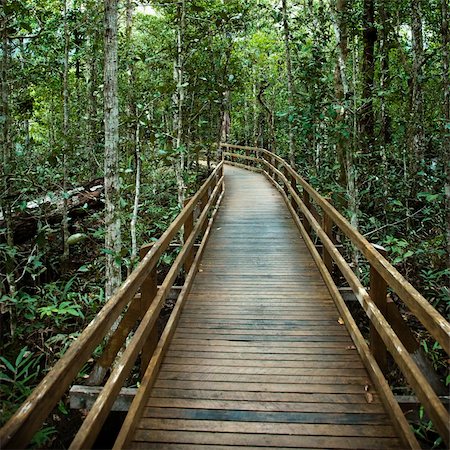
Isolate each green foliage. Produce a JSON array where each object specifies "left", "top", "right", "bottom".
[{"left": 0, "top": 348, "right": 42, "bottom": 424}]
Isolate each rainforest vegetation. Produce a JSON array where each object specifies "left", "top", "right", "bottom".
[{"left": 0, "top": 0, "right": 448, "bottom": 447}]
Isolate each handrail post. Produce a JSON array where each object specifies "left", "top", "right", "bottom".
[
  {"left": 283, "top": 165, "right": 289, "bottom": 197},
  {"left": 218, "top": 162, "right": 224, "bottom": 193},
  {"left": 183, "top": 198, "right": 195, "bottom": 273},
  {"left": 322, "top": 213, "right": 333, "bottom": 273},
  {"left": 200, "top": 191, "right": 208, "bottom": 235},
  {"left": 139, "top": 244, "right": 158, "bottom": 376},
  {"left": 264, "top": 153, "right": 269, "bottom": 176},
  {"left": 370, "top": 244, "right": 388, "bottom": 374},
  {"left": 290, "top": 174, "right": 299, "bottom": 214},
  {"left": 303, "top": 190, "right": 311, "bottom": 236}
]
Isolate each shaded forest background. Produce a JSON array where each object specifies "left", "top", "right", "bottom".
[{"left": 0, "top": 0, "right": 448, "bottom": 446}]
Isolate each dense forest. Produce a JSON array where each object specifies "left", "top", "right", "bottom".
[{"left": 0, "top": 0, "right": 449, "bottom": 447}]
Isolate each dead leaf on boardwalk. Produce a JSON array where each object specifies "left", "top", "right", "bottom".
[
  {"left": 198, "top": 269, "right": 204, "bottom": 272},
  {"left": 217, "top": 227, "right": 222, "bottom": 230},
  {"left": 365, "top": 392, "right": 374, "bottom": 403},
  {"left": 364, "top": 384, "right": 370, "bottom": 391},
  {"left": 337, "top": 317, "right": 344, "bottom": 325},
  {"left": 346, "top": 345, "right": 356, "bottom": 350}
]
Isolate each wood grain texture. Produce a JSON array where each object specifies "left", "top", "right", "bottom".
[{"left": 130, "top": 166, "right": 403, "bottom": 449}]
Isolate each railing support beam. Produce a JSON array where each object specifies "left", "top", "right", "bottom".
[
  {"left": 139, "top": 244, "right": 158, "bottom": 377},
  {"left": 369, "top": 244, "right": 388, "bottom": 374},
  {"left": 322, "top": 213, "right": 333, "bottom": 274}
]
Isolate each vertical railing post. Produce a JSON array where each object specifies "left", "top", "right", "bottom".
[
  {"left": 283, "top": 165, "right": 289, "bottom": 197},
  {"left": 183, "top": 198, "right": 195, "bottom": 273},
  {"left": 200, "top": 190, "right": 208, "bottom": 235},
  {"left": 218, "top": 161, "right": 224, "bottom": 189},
  {"left": 139, "top": 244, "right": 158, "bottom": 376},
  {"left": 290, "top": 174, "right": 299, "bottom": 214},
  {"left": 265, "top": 152, "right": 269, "bottom": 176},
  {"left": 303, "top": 189, "right": 311, "bottom": 236},
  {"left": 370, "top": 244, "right": 388, "bottom": 373},
  {"left": 322, "top": 213, "right": 333, "bottom": 273}
]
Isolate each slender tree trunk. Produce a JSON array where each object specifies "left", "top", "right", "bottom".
[
  {"left": 87, "top": 33, "right": 99, "bottom": 173},
  {"left": 360, "top": 0, "right": 377, "bottom": 155},
  {"left": 330, "top": 0, "right": 349, "bottom": 192},
  {"left": 442, "top": 0, "right": 450, "bottom": 273},
  {"left": 252, "top": 78, "right": 258, "bottom": 146},
  {"left": 219, "top": 90, "right": 231, "bottom": 145},
  {"left": 125, "top": 0, "right": 140, "bottom": 270},
  {"left": 257, "top": 82, "right": 276, "bottom": 151},
  {"left": 379, "top": 0, "right": 391, "bottom": 148},
  {"left": 331, "top": 0, "right": 350, "bottom": 97},
  {"left": 410, "top": 0, "right": 425, "bottom": 174},
  {"left": 282, "top": 0, "right": 296, "bottom": 167},
  {"left": 130, "top": 121, "right": 141, "bottom": 266},
  {"left": 0, "top": 5, "right": 16, "bottom": 339},
  {"left": 173, "top": 0, "right": 186, "bottom": 208},
  {"left": 350, "top": 38, "right": 361, "bottom": 271},
  {"left": 125, "top": 0, "right": 136, "bottom": 157},
  {"left": 0, "top": 5, "right": 15, "bottom": 298},
  {"left": 331, "top": 0, "right": 359, "bottom": 269},
  {"left": 62, "top": 0, "right": 70, "bottom": 270},
  {"left": 104, "top": 0, "right": 121, "bottom": 299},
  {"left": 379, "top": 0, "right": 391, "bottom": 207}
]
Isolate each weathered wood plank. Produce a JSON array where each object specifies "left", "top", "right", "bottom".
[{"left": 132, "top": 430, "right": 402, "bottom": 449}]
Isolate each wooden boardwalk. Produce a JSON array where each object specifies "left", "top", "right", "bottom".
[{"left": 130, "top": 166, "right": 403, "bottom": 449}]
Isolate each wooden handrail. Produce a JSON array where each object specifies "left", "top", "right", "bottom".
[
  {"left": 113, "top": 183, "right": 226, "bottom": 449},
  {"left": 69, "top": 173, "right": 224, "bottom": 449},
  {"left": 0, "top": 162, "right": 224, "bottom": 449},
  {"left": 222, "top": 143, "right": 450, "bottom": 447}
]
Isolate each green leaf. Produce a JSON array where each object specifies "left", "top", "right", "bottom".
[{"left": 0, "top": 356, "right": 15, "bottom": 374}]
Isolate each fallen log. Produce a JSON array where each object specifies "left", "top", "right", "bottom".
[{"left": 0, "top": 179, "right": 104, "bottom": 244}]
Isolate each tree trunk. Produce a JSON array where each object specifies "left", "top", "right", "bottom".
[
  {"left": 125, "top": 0, "right": 140, "bottom": 271},
  {"left": 252, "top": 78, "right": 258, "bottom": 146},
  {"left": 410, "top": 0, "right": 425, "bottom": 173},
  {"left": 331, "top": 0, "right": 360, "bottom": 270},
  {"left": 257, "top": 82, "right": 276, "bottom": 151},
  {"left": 130, "top": 121, "right": 141, "bottom": 267},
  {"left": 104, "top": 0, "right": 122, "bottom": 300},
  {"left": 219, "top": 90, "right": 231, "bottom": 145},
  {"left": 282, "top": 0, "right": 296, "bottom": 167},
  {"left": 87, "top": 33, "right": 100, "bottom": 174},
  {"left": 0, "top": 3, "right": 16, "bottom": 300},
  {"left": 330, "top": 0, "right": 349, "bottom": 191},
  {"left": 173, "top": 0, "right": 186, "bottom": 208},
  {"left": 331, "top": 0, "right": 350, "bottom": 97},
  {"left": 442, "top": 0, "right": 450, "bottom": 275},
  {"left": 360, "top": 0, "right": 377, "bottom": 155},
  {"left": 62, "top": 0, "right": 70, "bottom": 270},
  {"left": 379, "top": 0, "right": 391, "bottom": 206}
]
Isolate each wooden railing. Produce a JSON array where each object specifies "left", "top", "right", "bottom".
[
  {"left": 0, "top": 162, "right": 225, "bottom": 449},
  {"left": 222, "top": 143, "right": 450, "bottom": 449}
]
